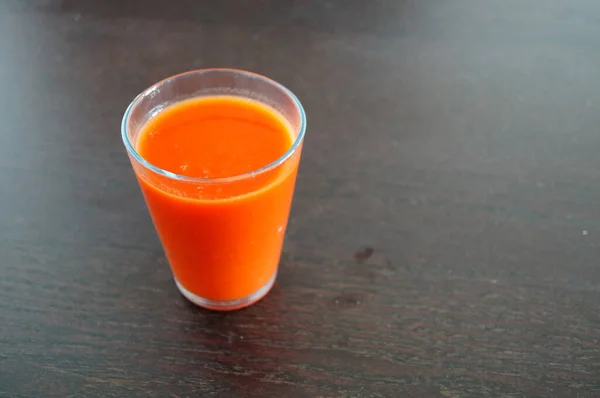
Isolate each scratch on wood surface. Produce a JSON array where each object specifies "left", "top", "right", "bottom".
[
  {"left": 40, "top": 364, "right": 136, "bottom": 388},
  {"left": 440, "top": 386, "right": 460, "bottom": 398}
]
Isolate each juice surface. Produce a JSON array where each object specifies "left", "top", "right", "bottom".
[
  {"left": 138, "top": 96, "right": 293, "bottom": 179},
  {"left": 135, "top": 96, "right": 299, "bottom": 302}
]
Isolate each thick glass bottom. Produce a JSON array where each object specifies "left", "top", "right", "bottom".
[{"left": 174, "top": 272, "right": 276, "bottom": 311}]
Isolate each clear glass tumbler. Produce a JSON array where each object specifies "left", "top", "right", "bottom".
[{"left": 121, "top": 69, "right": 306, "bottom": 311}]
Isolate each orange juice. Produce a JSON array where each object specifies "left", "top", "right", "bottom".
[{"left": 134, "top": 95, "right": 300, "bottom": 309}]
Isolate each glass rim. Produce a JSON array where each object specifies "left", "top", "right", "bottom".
[{"left": 121, "top": 68, "right": 307, "bottom": 184}]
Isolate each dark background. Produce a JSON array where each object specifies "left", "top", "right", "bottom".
[{"left": 1, "top": 0, "right": 599, "bottom": 396}]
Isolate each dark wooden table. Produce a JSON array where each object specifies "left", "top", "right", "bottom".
[{"left": 2, "top": 1, "right": 600, "bottom": 396}]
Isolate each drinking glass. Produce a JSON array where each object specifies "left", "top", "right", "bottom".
[{"left": 121, "top": 69, "right": 306, "bottom": 311}]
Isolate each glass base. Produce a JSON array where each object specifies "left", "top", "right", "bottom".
[{"left": 174, "top": 272, "right": 276, "bottom": 311}]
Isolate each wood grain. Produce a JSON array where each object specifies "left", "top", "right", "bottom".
[{"left": 1, "top": 1, "right": 599, "bottom": 396}]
